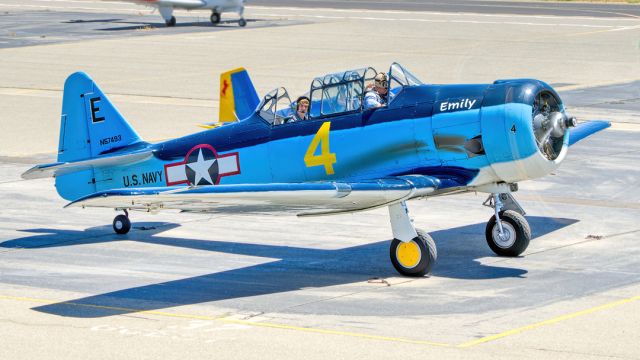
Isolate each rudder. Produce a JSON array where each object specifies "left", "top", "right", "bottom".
[
  {"left": 58, "top": 71, "right": 142, "bottom": 162},
  {"left": 56, "top": 72, "right": 143, "bottom": 200},
  {"left": 219, "top": 67, "right": 259, "bottom": 123}
]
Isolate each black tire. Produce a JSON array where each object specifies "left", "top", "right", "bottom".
[
  {"left": 113, "top": 214, "right": 131, "bottom": 235},
  {"left": 238, "top": 18, "right": 247, "bottom": 27},
  {"left": 210, "top": 12, "right": 221, "bottom": 24},
  {"left": 166, "top": 16, "right": 176, "bottom": 27},
  {"left": 390, "top": 230, "right": 437, "bottom": 277},
  {"left": 485, "top": 210, "right": 531, "bottom": 257}
]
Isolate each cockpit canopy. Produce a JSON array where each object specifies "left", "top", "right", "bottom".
[{"left": 257, "top": 63, "right": 423, "bottom": 125}]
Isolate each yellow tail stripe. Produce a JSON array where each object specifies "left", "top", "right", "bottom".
[{"left": 219, "top": 67, "right": 246, "bottom": 123}]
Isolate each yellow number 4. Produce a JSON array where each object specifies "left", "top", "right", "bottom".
[{"left": 304, "top": 121, "right": 337, "bottom": 175}]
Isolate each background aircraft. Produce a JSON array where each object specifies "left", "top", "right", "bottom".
[
  {"left": 22, "top": 64, "right": 609, "bottom": 277},
  {"left": 118, "top": 0, "right": 247, "bottom": 27}
]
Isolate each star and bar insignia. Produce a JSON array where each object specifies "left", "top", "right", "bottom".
[{"left": 164, "top": 144, "right": 240, "bottom": 186}]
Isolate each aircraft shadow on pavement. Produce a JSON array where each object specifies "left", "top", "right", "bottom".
[
  {"left": 0, "top": 216, "right": 577, "bottom": 318},
  {"left": 63, "top": 19, "right": 124, "bottom": 24},
  {"left": 97, "top": 19, "right": 256, "bottom": 31}
]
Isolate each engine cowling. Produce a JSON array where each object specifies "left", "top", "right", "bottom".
[{"left": 480, "top": 79, "right": 576, "bottom": 183}]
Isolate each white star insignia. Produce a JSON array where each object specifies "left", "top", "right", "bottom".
[{"left": 186, "top": 149, "right": 216, "bottom": 185}]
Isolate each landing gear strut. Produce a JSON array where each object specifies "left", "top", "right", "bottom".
[
  {"left": 210, "top": 12, "right": 221, "bottom": 25},
  {"left": 159, "top": 6, "right": 176, "bottom": 27},
  {"left": 484, "top": 193, "right": 531, "bottom": 256},
  {"left": 388, "top": 202, "right": 437, "bottom": 276},
  {"left": 237, "top": 6, "right": 246, "bottom": 27},
  {"left": 113, "top": 209, "right": 131, "bottom": 235}
]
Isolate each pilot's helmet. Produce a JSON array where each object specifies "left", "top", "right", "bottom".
[{"left": 374, "top": 72, "right": 388, "bottom": 88}]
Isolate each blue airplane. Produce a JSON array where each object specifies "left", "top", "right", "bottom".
[{"left": 22, "top": 63, "right": 610, "bottom": 277}]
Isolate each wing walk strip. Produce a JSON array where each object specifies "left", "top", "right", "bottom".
[{"left": 1, "top": 294, "right": 639, "bottom": 348}]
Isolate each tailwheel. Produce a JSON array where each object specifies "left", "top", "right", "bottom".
[
  {"left": 390, "top": 230, "right": 437, "bottom": 277},
  {"left": 113, "top": 212, "right": 131, "bottom": 235},
  {"left": 166, "top": 16, "right": 176, "bottom": 27},
  {"left": 485, "top": 210, "right": 531, "bottom": 256},
  {"left": 210, "top": 12, "right": 221, "bottom": 25}
]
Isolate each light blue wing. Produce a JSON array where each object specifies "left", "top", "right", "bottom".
[{"left": 65, "top": 175, "right": 440, "bottom": 216}]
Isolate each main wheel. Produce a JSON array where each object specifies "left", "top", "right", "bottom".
[
  {"left": 238, "top": 18, "right": 247, "bottom": 27},
  {"left": 390, "top": 230, "right": 437, "bottom": 277},
  {"left": 210, "top": 12, "right": 221, "bottom": 25},
  {"left": 113, "top": 214, "right": 131, "bottom": 235},
  {"left": 485, "top": 210, "right": 531, "bottom": 257},
  {"left": 166, "top": 16, "right": 176, "bottom": 27}
]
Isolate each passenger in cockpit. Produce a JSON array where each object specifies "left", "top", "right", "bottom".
[{"left": 364, "top": 72, "right": 388, "bottom": 109}]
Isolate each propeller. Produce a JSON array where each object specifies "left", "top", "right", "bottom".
[{"left": 532, "top": 110, "right": 577, "bottom": 160}]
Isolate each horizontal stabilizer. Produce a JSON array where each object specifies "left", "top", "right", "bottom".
[
  {"left": 65, "top": 175, "right": 439, "bottom": 216},
  {"left": 21, "top": 150, "right": 153, "bottom": 180},
  {"left": 569, "top": 120, "right": 611, "bottom": 146}
]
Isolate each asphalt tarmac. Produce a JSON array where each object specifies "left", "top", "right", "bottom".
[
  {"left": 252, "top": 0, "right": 640, "bottom": 18},
  {"left": 0, "top": 1, "right": 639, "bottom": 359}
]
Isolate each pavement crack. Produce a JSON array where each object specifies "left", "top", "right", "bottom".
[
  {"left": 0, "top": 317, "right": 86, "bottom": 331},
  {"left": 239, "top": 312, "right": 264, "bottom": 321},
  {"left": 528, "top": 346, "right": 637, "bottom": 360},
  {"left": 525, "top": 228, "right": 640, "bottom": 257},
  {"left": 581, "top": 97, "right": 640, "bottom": 108},
  {"left": 248, "top": 277, "right": 423, "bottom": 318},
  {"left": 367, "top": 277, "right": 390, "bottom": 286}
]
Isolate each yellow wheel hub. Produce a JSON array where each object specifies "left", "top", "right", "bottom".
[{"left": 396, "top": 241, "right": 421, "bottom": 269}]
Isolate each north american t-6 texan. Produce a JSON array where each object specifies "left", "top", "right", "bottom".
[
  {"left": 117, "top": 0, "right": 247, "bottom": 26},
  {"left": 22, "top": 63, "right": 610, "bottom": 277}
]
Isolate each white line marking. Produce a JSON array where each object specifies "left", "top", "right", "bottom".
[
  {"left": 252, "top": 12, "right": 619, "bottom": 29},
  {"left": 247, "top": 5, "right": 640, "bottom": 22},
  {"left": 4, "top": 2, "right": 623, "bottom": 30},
  {"left": 25, "top": 0, "right": 640, "bottom": 23}
]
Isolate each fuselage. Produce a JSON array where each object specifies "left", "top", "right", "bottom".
[{"left": 56, "top": 79, "right": 568, "bottom": 201}]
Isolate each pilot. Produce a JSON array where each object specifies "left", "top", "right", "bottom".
[
  {"left": 289, "top": 96, "right": 310, "bottom": 122},
  {"left": 364, "top": 72, "right": 388, "bottom": 109}
]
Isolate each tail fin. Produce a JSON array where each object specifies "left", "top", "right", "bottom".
[
  {"left": 58, "top": 72, "right": 142, "bottom": 162},
  {"left": 218, "top": 67, "right": 259, "bottom": 123},
  {"left": 52, "top": 72, "right": 143, "bottom": 200}
]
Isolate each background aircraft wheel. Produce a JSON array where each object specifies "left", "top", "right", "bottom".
[
  {"left": 238, "top": 18, "right": 247, "bottom": 27},
  {"left": 485, "top": 210, "right": 531, "bottom": 256},
  {"left": 113, "top": 214, "right": 131, "bottom": 235},
  {"left": 390, "top": 230, "right": 437, "bottom": 277},
  {"left": 210, "top": 12, "right": 221, "bottom": 25},
  {"left": 166, "top": 16, "right": 176, "bottom": 27}
]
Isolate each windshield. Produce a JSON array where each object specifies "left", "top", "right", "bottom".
[
  {"left": 388, "top": 62, "right": 423, "bottom": 101},
  {"left": 257, "top": 87, "right": 292, "bottom": 125},
  {"left": 309, "top": 67, "right": 377, "bottom": 118}
]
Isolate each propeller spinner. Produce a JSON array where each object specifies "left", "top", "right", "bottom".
[{"left": 531, "top": 93, "right": 576, "bottom": 160}]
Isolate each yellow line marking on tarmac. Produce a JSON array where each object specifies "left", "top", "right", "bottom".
[
  {"left": 0, "top": 294, "right": 450, "bottom": 347},
  {"left": 2, "top": 294, "right": 639, "bottom": 348},
  {"left": 457, "top": 295, "right": 640, "bottom": 348}
]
